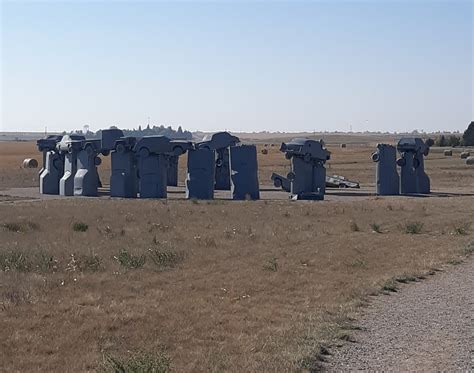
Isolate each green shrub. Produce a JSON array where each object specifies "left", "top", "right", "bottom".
[
  {"left": 72, "top": 222, "right": 89, "bottom": 232},
  {"left": 2, "top": 221, "right": 39, "bottom": 233},
  {"left": 404, "top": 222, "right": 423, "bottom": 234},
  {"left": 115, "top": 249, "right": 146, "bottom": 269},
  {"left": 370, "top": 223, "right": 382, "bottom": 233},
  {"left": 382, "top": 280, "right": 397, "bottom": 292}
]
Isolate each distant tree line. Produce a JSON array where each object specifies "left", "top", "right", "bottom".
[
  {"left": 62, "top": 124, "right": 192, "bottom": 140},
  {"left": 433, "top": 121, "right": 474, "bottom": 147}
]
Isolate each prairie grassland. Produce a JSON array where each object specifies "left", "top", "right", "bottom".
[
  {"left": 0, "top": 196, "right": 473, "bottom": 371},
  {"left": 0, "top": 138, "right": 473, "bottom": 371}
]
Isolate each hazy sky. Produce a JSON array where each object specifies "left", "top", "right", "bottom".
[{"left": 1, "top": 0, "right": 473, "bottom": 133}]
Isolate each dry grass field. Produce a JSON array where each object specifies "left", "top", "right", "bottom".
[{"left": 0, "top": 136, "right": 473, "bottom": 372}]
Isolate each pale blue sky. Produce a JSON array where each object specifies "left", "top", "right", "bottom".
[{"left": 1, "top": 0, "right": 472, "bottom": 133}]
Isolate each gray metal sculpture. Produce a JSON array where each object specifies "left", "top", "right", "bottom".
[
  {"left": 272, "top": 172, "right": 359, "bottom": 191},
  {"left": 199, "top": 132, "right": 240, "bottom": 190},
  {"left": 325, "top": 175, "right": 360, "bottom": 189},
  {"left": 397, "top": 138, "right": 433, "bottom": 194},
  {"left": 100, "top": 128, "right": 124, "bottom": 154},
  {"left": 35, "top": 128, "right": 265, "bottom": 201},
  {"left": 110, "top": 136, "right": 138, "bottom": 198},
  {"left": 167, "top": 155, "right": 179, "bottom": 187},
  {"left": 57, "top": 135, "right": 85, "bottom": 196},
  {"left": 134, "top": 136, "right": 192, "bottom": 198},
  {"left": 271, "top": 172, "right": 291, "bottom": 192},
  {"left": 186, "top": 147, "right": 216, "bottom": 200},
  {"left": 37, "top": 135, "right": 64, "bottom": 195},
  {"left": 71, "top": 130, "right": 123, "bottom": 197},
  {"left": 413, "top": 139, "right": 433, "bottom": 194},
  {"left": 371, "top": 144, "right": 399, "bottom": 195},
  {"left": 280, "top": 138, "right": 330, "bottom": 200},
  {"left": 74, "top": 139, "right": 102, "bottom": 196},
  {"left": 229, "top": 144, "right": 260, "bottom": 200}
]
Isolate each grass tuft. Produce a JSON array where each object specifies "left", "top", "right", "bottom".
[
  {"left": 78, "top": 253, "right": 104, "bottom": 272},
  {"left": 0, "top": 251, "right": 31, "bottom": 272},
  {"left": 370, "top": 223, "right": 382, "bottom": 233},
  {"left": 35, "top": 251, "right": 58, "bottom": 273},
  {"left": 395, "top": 274, "right": 417, "bottom": 284},
  {"left": 298, "top": 355, "right": 324, "bottom": 371},
  {"left": 350, "top": 258, "right": 367, "bottom": 269},
  {"left": 404, "top": 222, "right": 423, "bottom": 234},
  {"left": 263, "top": 257, "right": 278, "bottom": 272},
  {"left": 101, "top": 351, "right": 171, "bottom": 373},
  {"left": 115, "top": 249, "right": 146, "bottom": 269},
  {"left": 382, "top": 279, "right": 397, "bottom": 292},
  {"left": 462, "top": 242, "right": 474, "bottom": 256},
  {"left": 2, "top": 221, "right": 39, "bottom": 233},
  {"left": 72, "top": 222, "right": 89, "bottom": 232},
  {"left": 337, "top": 331, "right": 356, "bottom": 342},
  {"left": 453, "top": 223, "right": 471, "bottom": 236},
  {"left": 148, "top": 249, "right": 185, "bottom": 270},
  {"left": 0, "top": 250, "right": 59, "bottom": 273}
]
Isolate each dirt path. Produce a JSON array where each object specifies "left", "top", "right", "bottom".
[{"left": 326, "top": 258, "right": 474, "bottom": 371}]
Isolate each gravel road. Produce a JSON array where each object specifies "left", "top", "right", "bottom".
[{"left": 326, "top": 258, "right": 474, "bottom": 371}]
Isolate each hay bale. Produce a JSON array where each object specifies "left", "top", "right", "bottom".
[
  {"left": 22, "top": 158, "right": 38, "bottom": 168},
  {"left": 460, "top": 151, "right": 470, "bottom": 159},
  {"left": 261, "top": 148, "right": 268, "bottom": 155},
  {"left": 466, "top": 156, "right": 474, "bottom": 165},
  {"left": 340, "top": 143, "right": 347, "bottom": 148},
  {"left": 443, "top": 149, "right": 452, "bottom": 156}
]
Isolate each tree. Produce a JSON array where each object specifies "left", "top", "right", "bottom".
[
  {"left": 447, "top": 135, "right": 461, "bottom": 147},
  {"left": 64, "top": 124, "right": 192, "bottom": 140},
  {"left": 462, "top": 121, "right": 474, "bottom": 146},
  {"left": 435, "top": 135, "right": 447, "bottom": 147}
]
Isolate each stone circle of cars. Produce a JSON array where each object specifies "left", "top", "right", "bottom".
[{"left": 37, "top": 129, "right": 434, "bottom": 200}]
